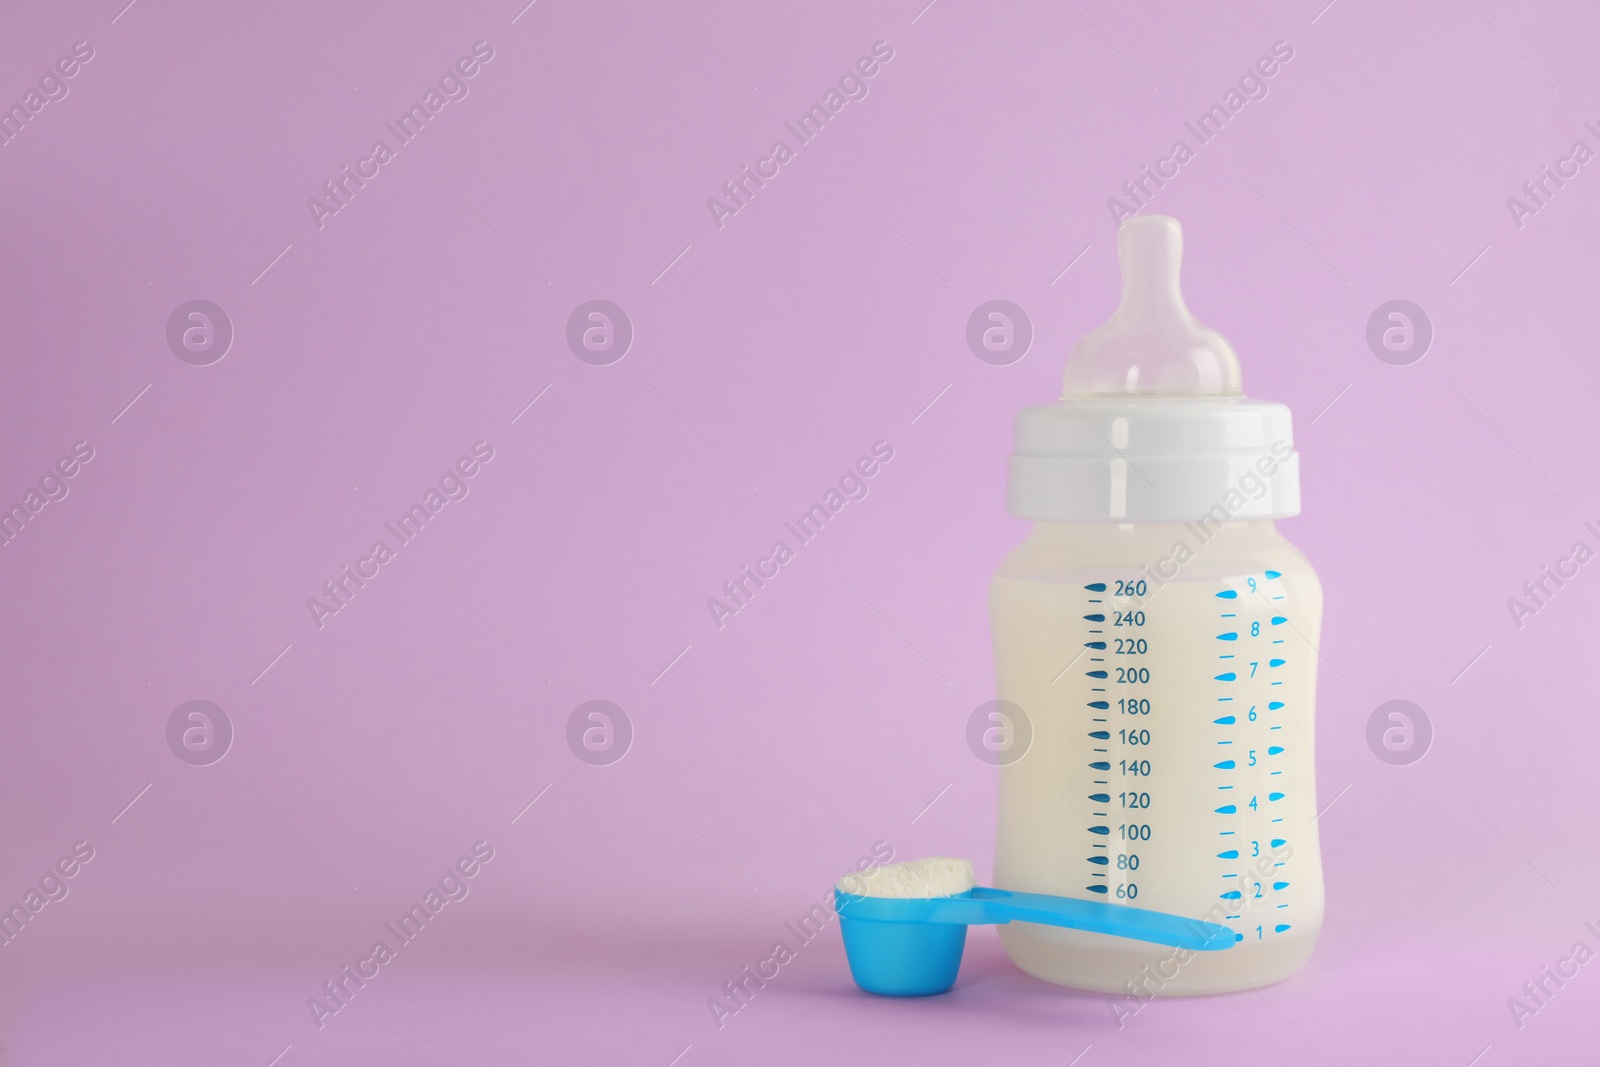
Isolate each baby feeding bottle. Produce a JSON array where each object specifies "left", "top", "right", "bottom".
[{"left": 989, "top": 215, "right": 1324, "bottom": 994}]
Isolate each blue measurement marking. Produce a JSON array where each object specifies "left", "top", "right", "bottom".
[
  {"left": 1088, "top": 826, "right": 1110, "bottom": 835},
  {"left": 1220, "top": 613, "right": 1236, "bottom": 618},
  {"left": 1270, "top": 681, "right": 1282, "bottom": 686},
  {"left": 1083, "top": 613, "right": 1105, "bottom": 622},
  {"left": 1089, "top": 761, "right": 1110, "bottom": 770},
  {"left": 1269, "top": 792, "right": 1285, "bottom": 802},
  {"left": 1085, "top": 641, "right": 1107, "bottom": 650},
  {"left": 1272, "top": 639, "right": 1285, "bottom": 645},
  {"left": 1217, "top": 697, "right": 1234, "bottom": 702},
  {"left": 1089, "top": 794, "right": 1110, "bottom": 803},
  {"left": 1273, "top": 881, "right": 1290, "bottom": 891},
  {"left": 1269, "top": 658, "right": 1286, "bottom": 668},
  {"left": 1087, "top": 700, "right": 1109, "bottom": 709},
  {"left": 1275, "top": 924, "right": 1291, "bottom": 933},
  {"left": 1270, "top": 770, "right": 1282, "bottom": 776},
  {"left": 1087, "top": 885, "right": 1109, "bottom": 895},
  {"left": 1216, "top": 740, "right": 1233, "bottom": 745},
  {"left": 1268, "top": 746, "right": 1284, "bottom": 756},
  {"left": 1272, "top": 595, "right": 1284, "bottom": 600},
  {"left": 1087, "top": 670, "right": 1108, "bottom": 678},
  {"left": 1264, "top": 570, "right": 1281, "bottom": 579},
  {"left": 1085, "top": 583, "right": 1107, "bottom": 592},
  {"left": 1270, "top": 839, "right": 1286, "bottom": 847},
  {"left": 1271, "top": 616, "right": 1286, "bottom": 625},
  {"left": 1219, "top": 830, "right": 1235, "bottom": 835},
  {"left": 1088, "top": 856, "right": 1108, "bottom": 865},
  {"left": 1223, "top": 571, "right": 1265, "bottom": 931},
  {"left": 1269, "top": 725, "right": 1282, "bottom": 731},
  {"left": 1216, "top": 590, "right": 1238, "bottom": 599},
  {"left": 1268, "top": 701, "right": 1285, "bottom": 710},
  {"left": 1271, "top": 817, "right": 1283, "bottom": 824},
  {"left": 1088, "top": 730, "right": 1110, "bottom": 739}
]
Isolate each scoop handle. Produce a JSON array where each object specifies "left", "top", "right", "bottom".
[{"left": 969, "top": 887, "right": 1233, "bottom": 951}]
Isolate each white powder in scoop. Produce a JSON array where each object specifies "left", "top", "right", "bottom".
[{"left": 837, "top": 857, "right": 975, "bottom": 899}]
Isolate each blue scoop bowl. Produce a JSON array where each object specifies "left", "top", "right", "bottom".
[{"left": 835, "top": 886, "right": 1234, "bottom": 996}]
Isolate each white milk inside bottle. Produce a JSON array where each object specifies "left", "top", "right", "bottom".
[{"left": 990, "top": 215, "right": 1324, "bottom": 994}]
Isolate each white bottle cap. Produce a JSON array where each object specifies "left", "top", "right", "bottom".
[{"left": 1009, "top": 216, "right": 1301, "bottom": 523}]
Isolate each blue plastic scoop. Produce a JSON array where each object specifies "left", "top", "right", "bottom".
[{"left": 835, "top": 886, "right": 1234, "bottom": 996}]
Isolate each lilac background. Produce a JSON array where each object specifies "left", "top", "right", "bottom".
[{"left": 2, "top": 0, "right": 1598, "bottom": 1063}]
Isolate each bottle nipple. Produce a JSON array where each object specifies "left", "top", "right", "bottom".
[{"left": 1062, "top": 216, "right": 1242, "bottom": 398}]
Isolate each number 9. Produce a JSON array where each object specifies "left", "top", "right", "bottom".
[{"left": 1247, "top": 577, "right": 1257, "bottom": 592}]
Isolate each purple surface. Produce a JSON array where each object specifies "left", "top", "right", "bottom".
[{"left": 1, "top": 0, "right": 1597, "bottom": 1063}]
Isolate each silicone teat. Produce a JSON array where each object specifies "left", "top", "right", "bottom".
[{"left": 1063, "top": 215, "right": 1242, "bottom": 398}]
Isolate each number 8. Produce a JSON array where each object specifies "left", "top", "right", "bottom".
[{"left": 1250, "top": 620, "right": 1260, "bottom": 636}]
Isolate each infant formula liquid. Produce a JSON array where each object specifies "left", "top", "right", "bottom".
[{"left": 991, "top": 521, "right": 1323, "bottom": 993}]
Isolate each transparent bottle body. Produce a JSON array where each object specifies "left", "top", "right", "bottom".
[{"left": 989, "top": 520, "right": 1324, "bottom": 994}]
